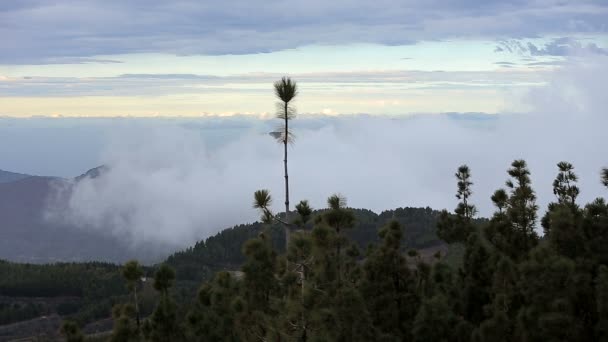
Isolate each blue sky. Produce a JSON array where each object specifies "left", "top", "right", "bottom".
[{"left": 0, "top": 0, "right": 607, "bottom": 117}]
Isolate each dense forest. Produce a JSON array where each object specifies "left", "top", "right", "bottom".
[
  {"left": 0, "top": 206, "right": 450, "bottom": 337},
  {"left": 52, "top": 160, "right": 608, "bottom": 341},
  {"left": 166, "top": 206, "right": 460, "bottom": 282}
]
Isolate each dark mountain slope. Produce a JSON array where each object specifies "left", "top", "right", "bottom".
[
  {"left": 0, "top": 170, "right": 30, "bottom": 183},
  {"left": 0, "top": 175, "right": 137, "bottom": 263},
  {"left": 0, "top": 167, "right": 163, "bottom": 263},
  {"left": 167, "top": 207, "right": 450, "bottom": 282}
]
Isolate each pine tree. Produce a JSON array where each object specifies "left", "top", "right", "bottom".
[
  {"left": 144, "top": 264, "right": 183, "bottom": 341},
  {"left": 289, "top": 220, "right": 374, "bottom": 341},
  {"left": 602, "top": 168, "right": 608, "bottom": 188},
  {"left": 234, "top": 233, "right": 281, "bottom": 341},
  {"left": 60, "top": 320, "right": 85, "bottom": 342},
  {"left": 505, "top": 159, "right": 539, "bottom": 255},
  {"left": 477, "top": 257, "right": 517, "bottom": 342},
  {"left": 582, "top": 198, "right": 608, "bottom": 264},
  {"left": 320, "top": 194, "right": 355, "bottom": 285},
  {"left": 461, "top": 232, "right": 494, "bottom": 325},
  {"left": 412, "top": 294, "right": 456, "bottom": 342},
  {"left": 360, "top": 221, "right": 419, "bottom": 340},
  {"left": 596, "top": 266, "right": 608, "bottom": 341},
  {"left": 455, "top": 165, "right": 477, "bottom": 220},
  {"left": 485, "top": 190, "right": 515, "bottom": 258},
  {"left": 273, "top": 77, "right": 298, "bottom": 249},
  {"left": 111, "top": 303, "right": 141, "bottom": 342},
  {"left": 516, "top": 246, "right": 584, "bottom": 342},
  {"left": 122, "top": 260, "right": 143, "bottom": 330},
  {"left": 553, "top": 162, "right": 580, "bottom": 207},
  {"left": 186, "top": 271, "right": 240, "bottom": 341},
  {"left": 437, "top": 165, "right": 476, "bottom": 243}
]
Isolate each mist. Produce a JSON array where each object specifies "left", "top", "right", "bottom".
[{"left": 49, "top": 54, "right": 608, "bottom": 251}]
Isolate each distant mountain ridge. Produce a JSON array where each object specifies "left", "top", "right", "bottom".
[
  {"left": 0, "top": 165, "right": 166, "bottom": 264},
  {"left": 0, "top": 170, "right": 32, "bottom": 183},
  {"left": 74, "top": 165, "right": 109, "bottom": 182},
  {"left": 0, "top": 165, "right": 458, "bottom": 267}
]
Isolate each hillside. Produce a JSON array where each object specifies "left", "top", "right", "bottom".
[
  {"left": 0, "top": 167, "right": 165, "bottom": 264},
  {"left": 0, "top": 170, "right": 31, "bottom": 183},
  {"left": 167, "top": 206, "right": 452, "bottom": 282},
  {"left": 0, "top": 205, "right": 451, "bottom": 339}
]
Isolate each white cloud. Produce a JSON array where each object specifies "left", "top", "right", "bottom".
[{"left": 47, "top": 54, "right": 608, "bottom": 252}]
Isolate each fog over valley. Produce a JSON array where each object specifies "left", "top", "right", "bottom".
[{"left": 0, "top": 55, "right": 604, "bottom": 252}]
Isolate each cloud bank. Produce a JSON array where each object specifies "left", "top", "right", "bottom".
[{"left": 50, "top": 54, "right": 608, "bottom": 251}]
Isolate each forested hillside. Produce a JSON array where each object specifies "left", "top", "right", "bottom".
[
  {"left": 0, "top": 205, "right": 452, "bottom": 339},
  {"left": 2, "top": 160, "right": 608, "bottom": 341},
  {"left": 60, "top": 160, "right": 606, "bottom": 342},
  {"left": 166, "top": 206, "right": 454, "bottom": 282}
]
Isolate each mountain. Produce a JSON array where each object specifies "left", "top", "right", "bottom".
[
  {"left": 0, "top": 170, "right": 31, "bottom": 183},
  {"left": 0, "top": 165, "right": 463, "bottom": 266},
  {"left": 0, "top": 167, "right": 163, "bottom": 264},
  {"left": 74, "top": 165, "right": 108, "bottom": 182}
]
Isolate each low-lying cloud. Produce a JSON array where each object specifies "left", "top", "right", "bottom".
[{"left": 50, "top": 54, "right": 608, "bottom": 251}]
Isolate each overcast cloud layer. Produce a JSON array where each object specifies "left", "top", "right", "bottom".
[
  {"left": 1, "top": 0, "right": 607, "bottom": 64},
  {"left": 40, "top": 54, "right": 608, "bottom": 251}
]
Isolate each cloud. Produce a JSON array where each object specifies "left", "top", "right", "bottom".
[
  {"left": 44, "top": 54, "right": 608, "bottom": 252},
  {"left": 0, "top": 69, "right": 547, "bottom": 97},
  {"left": 1, "top": 0, "right": 606, "bottom": 64},
  {"left": 496, "top": 37, "right": 608, "bottom": 57},
  {"left": 494, "top": 61, "right": 517, "bottom": 68},
  {"left": 527, "top": 38, "right": 608, "bottom": 56}
]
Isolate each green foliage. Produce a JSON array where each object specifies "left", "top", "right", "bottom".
[
  {"left": 153, "top": 264, "right": 175, "bottom": 295},
  {"left": 122, "top": 260, "right": 143, "bottom": 291},
  {"left": 455, "top": 164, "right": 477, "bottom": 219},
  {"left": 491, "top": 189, "right": 508, "bottom": 213},
  {"left": 360, "top": 221, "right": 418, "bottom": 340},
  {"left": 144, "top": 296, "right": 183, "bottom": 342},
  {"left": 60, "top": 320, "right": 85, "bottom": 342},
  {"left": 186, "top": 272, "right": 240, "bottom": 341},
  {"left": 553, "top": 161, "right": 580, "bottom": 206},
  {"left": 6, "top": 159, "right": 608, "bottom": 342},
  {"left": 438, "top": 165, "right": 477, "bottom": 243},
  {"left": 144, "top": 264, "right": 183, "bottom": 341},
  {"left": 596, "top": 266, "right": 608, "bottom": 341},
  {"left": 295, "top": 199, "right": 313, "bottom": 226},
  {"left": 110, "top": 304, "right": 140, "bottom": 342},
  {"left": 505, "top": 159, "right": 539, "bottom": 253},
  {"left": 0, "top": 261, "right": 125, "bottom": 298},
  {"left": 412, "top": 294, "right": 456, "bottom": 342},
  {"left": 274, "top": 76, "right": 297, "bottom": 104},
  {"left": 0, "top": 301, "right": 46, "bottom": 325},
  {"left": 166, "top": 206, "right": 449, "bottom": 284}
]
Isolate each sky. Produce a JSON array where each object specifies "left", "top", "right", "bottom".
[
  {"left": 1, "top": 0, "right": 607, "bottom": 117},
  {"left": 1, "top": 1, "right": 607, "bottom": 249},
  {"left": 38, "top": 56, "right": 608, "bottom": 248}
]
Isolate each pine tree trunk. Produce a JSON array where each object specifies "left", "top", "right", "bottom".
[
  {"left": 284, "top": 102, "right": 290, "bottom": 251},
  {"left": 337, "top": 226, "right": 341, "bottom": 286},
  {"left": 300, "top": 263, "right": 307, "bottom": 342},
  {"left": 134, "top": 287, "right": 140, "bottom": 329}
]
